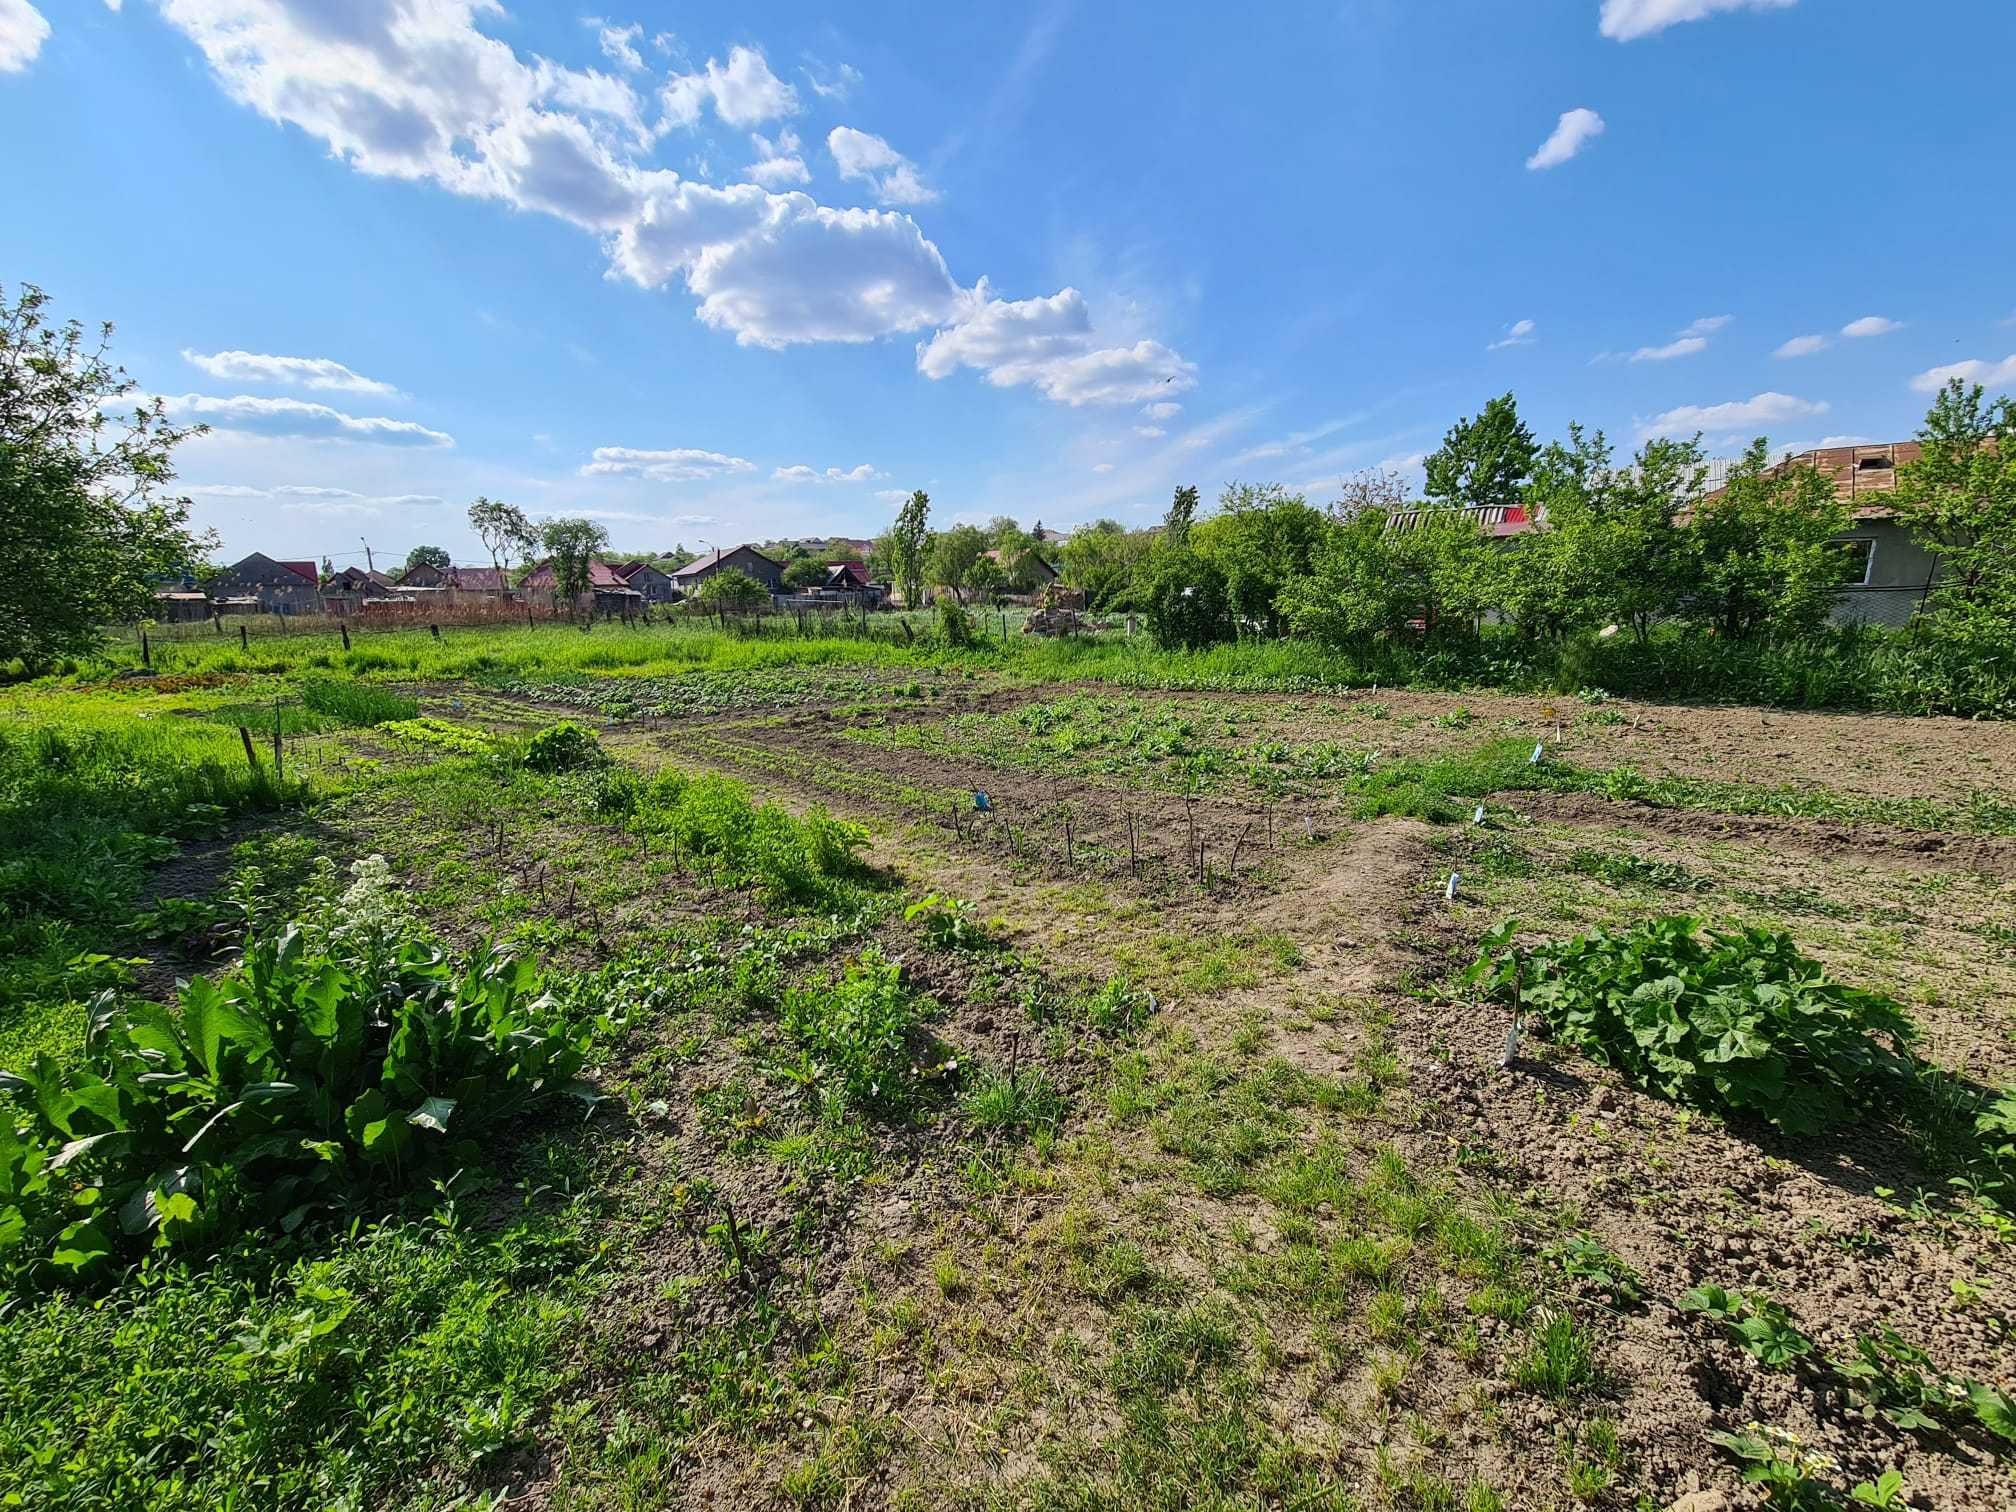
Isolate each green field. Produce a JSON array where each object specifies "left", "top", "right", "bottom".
[{"left": 4, "top": 621, "right": 2016, "bottom": 1509}]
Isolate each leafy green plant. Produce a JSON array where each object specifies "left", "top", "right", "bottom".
[
  {"left": 0, "top": 861, "right": 601, "bottom": 1286},
  {"left": 1467, "top": 917, "right": 1919, "bottom": 1134},
  {"left": 642, "top": 770, "right": 868, "bottom": 906},
  {"left": 523, "top": 720, "right": 605, "bottom": 773},
  {"left": 377, "top": 716, "right": 499, "bottom": 756},
  {"left": 1679, "top": 1286, "right": 1813, "bottom": 1368},
  {"left": 1708, "top": 1424, "right": 1840, "bottom": 1510},
  {"left": 1549, "top": 1233, "right": 1643, "bottom": 1306},
  {"left": 780, "top": 950, "right": 937, "bottom": 1119},
  {"left": 905, "top": 893, "right": 994, "bottom": 952},
  {"left": 1566, "top": 848, "right": 1713, "bottom": 892},
  {"left": 1850, "top": 1470, "right": 1907, "bottom": 1507}
]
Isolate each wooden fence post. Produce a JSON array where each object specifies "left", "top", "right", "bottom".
[
  {"left": 239, "top": 622, "right": 249, "bottom": 651},
  {"left": 340, "top": 622, "right": 351, "bottom": 652},
  {"left": 238, "top": 725, "right": 259, "bottom": 772}
]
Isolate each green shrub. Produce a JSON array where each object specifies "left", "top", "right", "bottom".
[
  {"left": 0, "top": 859, "right": 600, "bottom": 1287},
  {"left": 935, "top": 598, "right": 978, "bottom": 648},
  {"left": 523, "top": 721, "right": 604, "bottom": 772},
  {"left": 1467, "top": 916, "right": 1918, "bottom": 1135}
]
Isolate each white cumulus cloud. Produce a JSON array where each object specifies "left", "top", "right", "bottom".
[
  {"left": 1599, "top": 0, "right": 1795, "bottom": 42},
  {"left": 0, "top": 0, "right": 48, "bottom": 73},
  {"left": 1526, "top": 108, "right": 1604, "bottom": 170},
  {"left": 661, "top": 45, "right": 797, "bottom": 128},
  {"left": 1635, "top": 391, "right": 1827, "bottom": 440},
  {"left": 181, "top": 348, "right": 399, "bottom": 396},
  {"left": 1911, "top": 355, "right": 2016, "bottom": 394},
  {"left": 1134, "top": 425, "right": 1165, "bottom": 439},
  {"left": 1841, "top": 315, "right": 1903, "bottom": 339},
  {"left": 157, "top": 393, "right": 453, "bottom": 447},
  {"left": 147, "top": 5, "right": 1189, "bottom": 387},
  {"left": 915, "top": 284, "right": 1197, "bottom": 407},
  {"left": 579, "top": 446, "right": 757, "bottom": 481},
  {"left": 827, "top": 126, "right": 937, "bottom": 206},
  {"left": 746, "top": 128, "right": 808, "bottom": 186},
  {"left": 1488, "top": 318, "right": 1537, "bottom": 351},
  {"left": 1774, "top": 334, "right": 1828, "bottom": 358},
  {"left": 1141, "top": 401, "right": 1183, "bottom": 421}
]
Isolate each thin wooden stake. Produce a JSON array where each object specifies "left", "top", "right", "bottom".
[{"left": 238, "top": 724, "right": 259, "bottom": 771}]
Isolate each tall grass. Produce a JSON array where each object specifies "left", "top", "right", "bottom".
[{"left": 0, "top": 708, "right": 299, "bottom": 1063}]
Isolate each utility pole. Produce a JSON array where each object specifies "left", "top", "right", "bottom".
[{"left": 360, "top": 536, "right": 375, "bottom": 574}]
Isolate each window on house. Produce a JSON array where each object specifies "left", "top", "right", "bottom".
[
  {"left": 1856, "top": 455, "right": 1893, "bottom": 471},
  {"left": 1833, "top": 537, "right": 1876, "bottom": 586}
]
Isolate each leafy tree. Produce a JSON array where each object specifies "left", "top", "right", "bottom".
[
  {"left": 966, "top": 551, "right": 1005, "bottom": 603},
  {"left": 1889, "top": 380, "right": 2016, "bottom": 625},
  {"left": 1684, "top": 439, "right": 1851, "bottom": 640},
  {"left": 929, "top": 523, "right": 990, "bottom": 603},
  {"left": 694, "top": 567, "right": 769, "bottom": 613},
  {"left": 467, "top": 496, "right": 532, "bottom": 587},
  {"left": 1424, "top": 392, "right": 1537, "bottom": 512},
  {"left": 879, "top": 490, "right": 931, "bottom": 607},
  {"left": 985, "top": 515, "right": 1031, "bottom": 555},
  {"left": 0, "top": 282, "right": 214, "bottom": 666},
  {"left": 1059, "top": 520, "right": 1154, "bottom": 610},
  {"left": 1282, "top": 506, "right": 1495, "bottom": 646},
  {"left": 539, "top": 517, "right": 610, "bottom": 606},
  {"left": 1191, "top": 483, "right": 1331, "bottom": 636},
  {"left": 1143, "top": 546, "right": 1231, "bottom": 650},
  {"left": 781, "top": 555, "right": 829, "bottom": 591},
  {"left": 1162, "top": 484, "right": 1201, "bottom": 548},
  {"left": 404, "top": 545, "right": 452, "bottom": 574}
]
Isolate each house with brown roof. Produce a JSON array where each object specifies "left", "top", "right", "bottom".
[
  {"left": 207, "top": 552, "right": 322, "bottom": 614},
  {"left": 322, "top": 566, "right": 394, "bottom": 617},
  {"left": 395, "top": 562, "right": 510, "bottom": 593},
  {"left": 1695, "top": 442, "right": 1938, "bottom": 627},
  {"left": 610, "top": 561, "right": 677, "bottom": 602},
  {"left": 519, "top": 556, "right": 646, "bottom": 612},
  {"left": 668, "top": 544, "right": 784, "bottom": 594}
]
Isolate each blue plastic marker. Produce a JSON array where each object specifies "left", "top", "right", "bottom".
[
  {"left": 1529, "top": 741, "right": 1545, "bottom": 765},
  {"left": 974, "top": 790, "right": 992, "bottom": 812},
  {"left": 1445, "top": 872, "right": 1461, "bottom": 901},
  {"left": 1472, "top": 804, "right": 1486, "bottom": 825}
]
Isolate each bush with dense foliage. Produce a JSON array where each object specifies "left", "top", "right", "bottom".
[
  {"left": 1466, "top": 915, "right": 1919, "bottom": 1135},
  {"left": 0, "top": 858, "right": 601, "bottom": 1287},
  {"left": 523, "top": 719, "right": 604, "bottom": 772}
]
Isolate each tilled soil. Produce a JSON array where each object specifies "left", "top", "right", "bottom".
[{"left": 614, "top": 691, "right": 2016, "bottom": 1509}]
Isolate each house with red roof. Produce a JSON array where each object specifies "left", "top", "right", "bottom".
[{"left": 207, "top": 552, "right": 323, "bottom": 615}]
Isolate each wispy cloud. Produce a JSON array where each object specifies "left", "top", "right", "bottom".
[
  {"left": 182, "top": 349, "right": 400, "bottom": 397},
  {"left": 1635, "top": 390, "right": 1826, "bottom": 440},
  {"left": 1599, "top": 0, "right": 1796, "bottom": 43},
  {"left": 772, "top": 462, "right": 884, "bottom": 483},
  {"left": 158, "top": 394, "right": 451, "bottom": 447},
  {"left": 579, "top": 446, "right": 757, "bottom": 480},
  {"left": 1841, "top": 315, "right": 1903, "bottom": 339},
  {"left": 1774, "top": 333, "right": 1828, "bottom": 358},
  {"left": 1526, "top": 108, "right": 1604, "bottom": 170},
  {"left": 828, "top": 126, "right": 938, "bottom": 205},
  {"left": 1488, "top": 318, "right": 1537, "bottom": 351},
  {"left": 1630, "top": 315, "right": 1730, "bottom": 362}
]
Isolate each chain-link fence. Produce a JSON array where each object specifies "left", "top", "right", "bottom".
[{"left": 1830, "top": 585, "right": 1933, "bottom": 629}]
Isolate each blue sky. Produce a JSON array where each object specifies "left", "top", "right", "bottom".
[{"left": 2, "top": 0, "right": 2012, "bottom": 571}]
